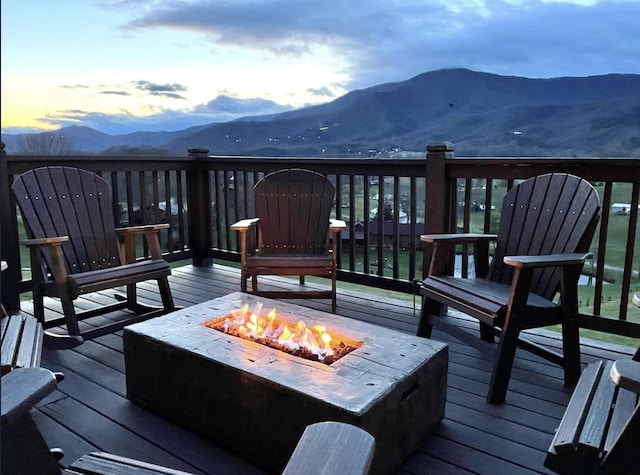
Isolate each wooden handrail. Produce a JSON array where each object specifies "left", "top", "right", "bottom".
[{"left": 1, "top": 142, "right": 638, "bottom": 339}]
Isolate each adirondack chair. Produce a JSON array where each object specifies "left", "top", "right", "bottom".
[
  {"left": 231, "top": 169, "right": 346, "bottom": 313},
  {"left": 562, "top": 287, "right": 640, "bottom": 475},
  {"left": 417, "top": 173, "right": 601, "bottom": 403},
  {"left": 545, "top": 355, "right": 640, "bottom": 474},
  {"left": 11, "top": 166, "right": 176, "bottom": 349}
]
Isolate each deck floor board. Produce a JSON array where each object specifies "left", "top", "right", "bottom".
[{"left": 17, "top": 262, "right": 635, "bottom": 474}]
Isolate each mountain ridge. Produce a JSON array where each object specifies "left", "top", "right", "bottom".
[{"left": 3, "top": 68, "right": 640, "bottom": 157}]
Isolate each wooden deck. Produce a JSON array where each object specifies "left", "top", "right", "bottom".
[{"left": 19, "top": 263, "right": 637, "bottom": 474}]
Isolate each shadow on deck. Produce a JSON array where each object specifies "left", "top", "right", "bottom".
[{"left": 20, "top": 263, "right": 637, "bottom": 474}]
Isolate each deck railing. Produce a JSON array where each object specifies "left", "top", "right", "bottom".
[{"left": 2, "top": 142, "right": 638, "bottom": 338}]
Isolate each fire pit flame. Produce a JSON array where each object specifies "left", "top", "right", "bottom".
[{"left": 203, "top": 302, "right": 360, "bottom": 364}]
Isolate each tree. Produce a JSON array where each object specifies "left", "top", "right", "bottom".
[{"left": 17, "top": 129, "right": 74, "bottom": 155}]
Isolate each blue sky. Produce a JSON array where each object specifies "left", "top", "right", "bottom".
[{"left": 2, "top": 0, "right": 639, "bottom": 135}]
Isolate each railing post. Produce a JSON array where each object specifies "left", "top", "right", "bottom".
[
  {"left": 425, "top": 142, "right": 454, "bottom": 234},
  {"left": 422, "top": 142, "right": 455, "bottom": 279},
  {"left": 186, "top": 148, "right": 214, "bottom": 267},
  {"left": 1, "top": 142, "right": 22, "bottom": 313}
]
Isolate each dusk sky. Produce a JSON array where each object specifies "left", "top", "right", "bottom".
[{"left": 2, "top": 0, "right": 639, "bottom": 135}]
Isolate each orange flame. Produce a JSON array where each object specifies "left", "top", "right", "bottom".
[{"left": 220, "top": 303, "right": 334, "bottom": 361}]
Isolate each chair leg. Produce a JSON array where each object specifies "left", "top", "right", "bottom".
[
  {"left": 125, "top": 283, "right": 139, "bottom": 312},
  {"left": 59, "top": 290, "right": 82, "bottom": 337},
  {"left": 240, "top": 269, "right": 248, "bottom": 292},
  {"left": 559, "top": 268, "right": 583, "bottom": 385},
  {"left": 331, "top": 274, "right": 337, "bottom": 313},
  {"left": 158, "top": 277, "right": 175, "bottom": 312},
  {"left": 487, "top": 322, "right": 520, "bottom": 404},
  {"left": 416, "top": 296, "right": 439, "bottom": 338},
  {"left": 32, "top": 289, "right": 46, "bottom": 325},
  {"left": 480, "top": 322, "right": 495, "bottom": 343},
  {"left": 561, "top": 314, "right": 581, "bottom": 386}
]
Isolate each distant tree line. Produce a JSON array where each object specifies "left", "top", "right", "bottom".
[
  {"left": 15, "top": 131, "right": 171, "bottom": 156},
  {"left": 17, "top": 130, "right": 74, "bottom": 155},
  {"left": 98, "top": 146, "right": 170, "bottom": 156}
]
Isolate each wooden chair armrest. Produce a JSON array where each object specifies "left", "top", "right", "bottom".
[
  {"left": 282, "top": 421, "right": 375, "bottom": 475},
  {"left": 611, "top": 360, "right": 640, "bottom": 394},
  {"left": 21, "top": 236, "right": 69, "bottom": 248},
  {"left": 328, "top": 220, "right": 346, "bottom": 260},
  {"left": 329, "top": 219, "right": 347, "bottom": 232},
  {"left": 115, "top": 224, "right": 169, "bottom": 235},
  {"left": 504, "top": 253, "right": 592, "bottom": 311},
  {"left": 422, "top": 233, "right": 497, "bottom": 277},
  {"left": 503, "top": 252, "right": 592, "bottom": 269},
  {"left": 231, "top": 218, "right": 260, "bottom": 265},
  {"left": 22, "top": 237, "right": 69, "bottom": 283},
  {"left": 1, "top": 367, "right": 58, "bottom": 426},
  {"left": 115, "top": 225, "right": 169, "bottom": 262},
  {"left": 230, "top": 218, "right": 260, "bottom": 231},
  {"left": 420, "top": 233, "right": 498, "bottom": 244}
]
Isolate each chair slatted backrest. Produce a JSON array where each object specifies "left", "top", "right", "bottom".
[
  {"left": 489, "top": 173, "right": 601, "bottom": 300},
  {"left": 12, "top": 166, "right": 122, "bottom": 276},
  {"left": 254, "top": 169, "right": 335, "bottom": 255}
]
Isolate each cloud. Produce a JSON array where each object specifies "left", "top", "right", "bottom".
[
  {"left": 59, "top": 84, "right": 90, "bottom": 89},
  {"left": 101, "top": 90, "right": 132, "bottom": 96},
  {"left": 121, "top": 0, "right": 640, "bottom": 90},
  {"left": 5, "top": 0, "right": 639, "bottom": 136},
  {"left": 33, "top": 95, "right": 293, "bottom": 135},
  {"left": 306, "top": 86, "right": 334, "bottom": 99},
  {"left": 194, "top": 95, "right": 292, "bottom": 116},
  {"left": 133, "top": 80, "right": 188, "bottom": 99}
]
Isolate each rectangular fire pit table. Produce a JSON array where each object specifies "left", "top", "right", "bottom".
[{"left": 124, "top": 292, "right": 448, "bottom": 475}]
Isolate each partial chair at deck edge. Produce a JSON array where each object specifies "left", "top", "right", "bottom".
[{"left": 2, "top": 363, "right": 376, "bottom": 475}]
